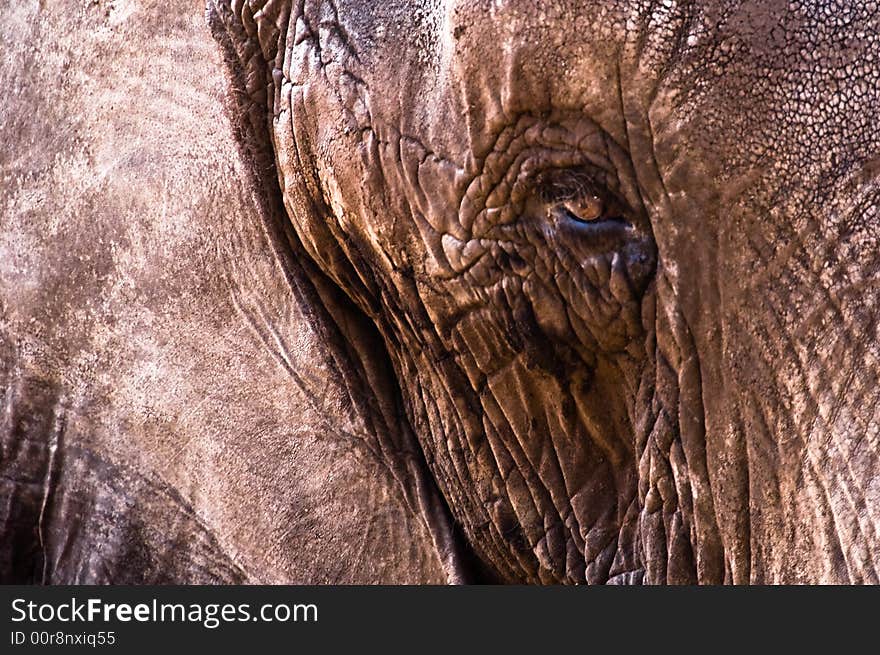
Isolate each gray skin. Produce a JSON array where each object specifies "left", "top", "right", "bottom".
[{"left": 2, "top": 0, "right": 879, "bottom": 584}]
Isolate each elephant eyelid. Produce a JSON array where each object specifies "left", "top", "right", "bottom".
[
  {"left": 533, "top": 167, "right": 602, "bottom": 202},
  {"left": 534, "top": 167, "right": 623, "bottom": 204}
]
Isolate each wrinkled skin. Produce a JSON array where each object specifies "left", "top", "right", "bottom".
[{"left": 2, "top": 0, "right": 880, "bottom": 584}]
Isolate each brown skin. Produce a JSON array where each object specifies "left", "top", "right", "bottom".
[
  {"left": 2, "top": 0, "right": 879, "bottom": 583},
  {"left": 211, "top": 0, "right": 880, "bottom": 584}
]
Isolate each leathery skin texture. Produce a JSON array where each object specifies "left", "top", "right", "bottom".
[
  {"left": 1, "top": 1, "right": 878, "bottom": 585},
  {"left": 208, "top": 0, "right": 880, "bottom": 584}
]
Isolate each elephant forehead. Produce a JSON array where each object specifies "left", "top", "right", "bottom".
[
  {"left": 311, "top": 0, "right": 645, "bottom": 159},
  {"left": 277, "top": 0, "right": 879, "bottom": 189}
]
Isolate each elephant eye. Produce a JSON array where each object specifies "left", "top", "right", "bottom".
[
  {"left": 559, "top": 195, "right": 605, "bottom": 223},
  {"left": 531, "top": 167, "right": 624, "bottom": 227}
]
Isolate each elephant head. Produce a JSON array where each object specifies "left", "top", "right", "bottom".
[{"left": 207, "top": 0, "right": 880, "bottom": 583}]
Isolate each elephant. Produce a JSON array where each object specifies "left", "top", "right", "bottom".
[{"left": 1, "top": 0, "right": 878, "bottom": 584}]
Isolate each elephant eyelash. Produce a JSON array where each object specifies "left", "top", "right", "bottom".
[
  {"left": 532, "top": 167, "right": 626, "bottom": 223},
  {"left": 534, "top": 168, "right": 603, "bottom": 202}
]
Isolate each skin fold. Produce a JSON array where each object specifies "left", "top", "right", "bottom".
[{"left": 2, "top": 0, "right": 879, "bottom": 583}]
